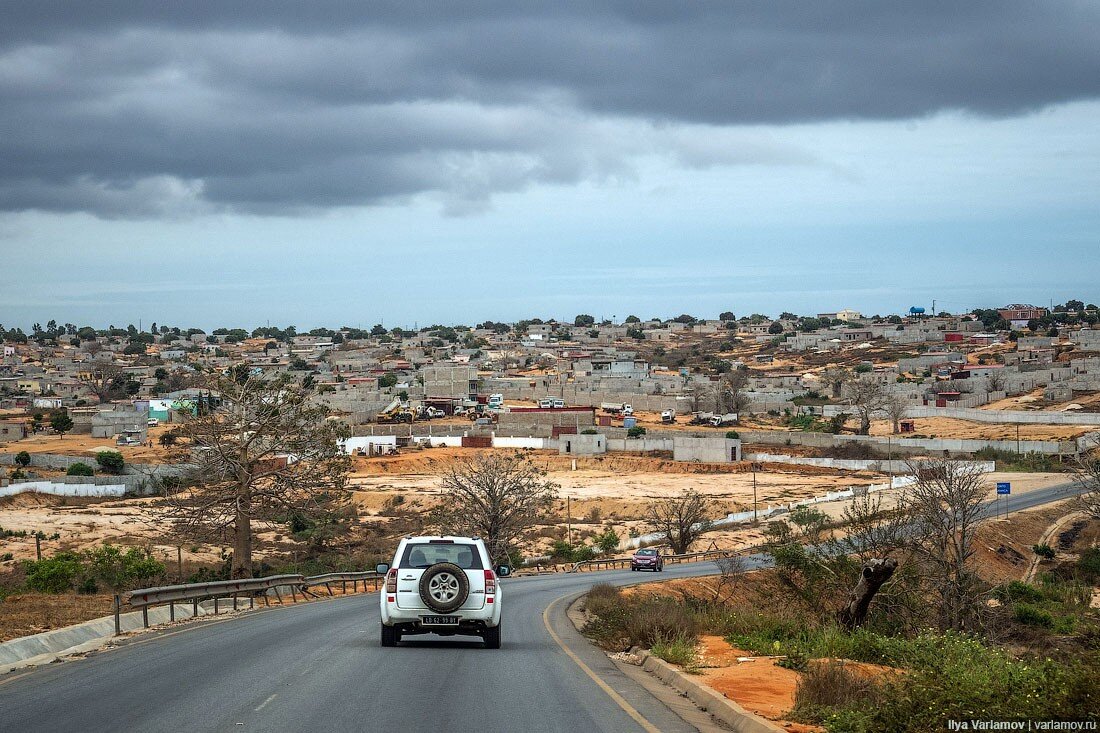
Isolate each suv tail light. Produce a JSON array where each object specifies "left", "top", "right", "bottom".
[
  {"left": 385, "top": 568, "right": 397, "bottom": 593},
  {"left": 484, "top": 569, "right": 496, "bottom": 596}
]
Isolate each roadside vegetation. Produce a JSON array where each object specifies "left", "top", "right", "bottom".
[{"left": 581, "top": 460, "right": 1100, "bottom": 730}]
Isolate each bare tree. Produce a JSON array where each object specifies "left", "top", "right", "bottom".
[
  {"left": 843, "top": 376, "right": 886, "bottom": 435},
  {"left": 687, "top": 384, "right": 711, "bottom": 414},
  {"left": 1072, "top": 446, "right": 1100, "bottom": 519},
  {"left": 84, "top": 363, "right": 127, "bottom": 402},
  {"left": 715, "top": 367, "right": 750, "bottom": 415},
  {"left": 882, "top": 393, "right": 909, "bottom": 434},
  {"left": 646, "top": 489, "right": 714, "bottom": 554},
  {"left": 436, "top": 452, "right": 558, "bottom": 564},
  {"left": 164, "top": 370, "right": 351, "bottom": 578},
  {"left": 900, "top": 460, "right": 989, "bottom": 632},
  {"left": 820, "top": 367, "right": 851, "bottom": 399},
  {"left": 984, "top": 371, "right": 1007, "bottom": 393}
]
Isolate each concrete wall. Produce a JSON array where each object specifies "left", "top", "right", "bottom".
[
  {"left": 672, "top": 436, "right": 742, "bottom": 462},
  {"left": 745, "top": 452, "right": 995, "bottom": 474},
  {"left": 897, "top": 405, "right": 1100, "bottom": 425},
  {"left": 738, "top": 429, "right": 1079, "bottom": 456},
  {"left": 0, "top": 480, "right": 127, "bottom": 498},
  {"left": 559, "top": 433, "right": 606, "bottom": 455}
]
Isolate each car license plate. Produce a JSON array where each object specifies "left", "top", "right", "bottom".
[{"left": 421, "top": 615, "right": 460, "bottom": 626}]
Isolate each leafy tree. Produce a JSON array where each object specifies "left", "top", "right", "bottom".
[
  {"left": 627, "top": 426, "right": 647, "bottom": 438},
  {"left": 718, "top": 311, "right": 736, "bottom": 321},
  {"left": 672, "top": 314, "right": 697, "bottom": 324},
  {"left": 96, "top": 450, "right": 125, "bottom": 474},
  {"left": 624, "top": 315, "right": 641, "bottom": 323},
  {"left": 50, "top": 409, "right": 74, "bottom": 439},
  {"left": 595, "top": 527, "right": 620, "bottom": 555},
  {"left": 370, "top": 324, "right": 387, "bottom": 336},
  {"left": 15, "top": 451, "right": 30, "bottom": 467},
  {"left": 378, "top": 373, "right": 398, "bottom": 388},
  {"left": 154, "top": 368, "right": 169, "bottom": 380},
  {"left": 768, "top": 321, "right": 785, "bottom": 334},
  {"left": 67, "top": 462, "right": 95, "bottom": 476},
  {"left": 574, "top": 314, "right": 595, "bottom": 327}
]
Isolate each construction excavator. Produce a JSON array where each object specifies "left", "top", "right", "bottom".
[{"left": 376, "top": 398, "right": 415, "bottom": 424}]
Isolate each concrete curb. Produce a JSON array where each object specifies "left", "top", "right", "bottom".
[
  {"left": 637, "top": 651, "right": 784, "bottom": 733},
  {"left": 0, "top": 602, "right": 215, "bottom": 675},
  {"left": 566, "top": 595, "right": 784, "bottom": 733}
]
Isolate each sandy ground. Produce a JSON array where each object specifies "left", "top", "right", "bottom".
[
  {"left": 1, "top": 425, "right": 175, "bottom": 462},
  {"left": 867, "top": 417, "right": 1091, "bottom": 440}
]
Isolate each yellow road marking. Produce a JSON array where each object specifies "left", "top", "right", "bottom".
[{"left": 542, "top": 594, "right": 661, "bottom": 733}]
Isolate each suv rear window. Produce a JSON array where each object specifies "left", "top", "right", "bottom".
[
  {"left": 400, "top": 543, "right": 483, "bottom": 570},
  {"left": 636, "top": 549, "right": 658, "bottom": 556}
]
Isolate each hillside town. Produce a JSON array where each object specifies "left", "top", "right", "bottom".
[{"left": 2, "top": 301, "right": 1099, "bottom": 457}]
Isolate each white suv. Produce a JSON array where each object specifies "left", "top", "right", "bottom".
[{"left": 377, "top": 536, "right": 510, "bottom": 649}]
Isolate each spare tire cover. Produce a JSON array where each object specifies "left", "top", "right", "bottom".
[{"left": 418, "top": 562, "right": 469, "bottom": 613}]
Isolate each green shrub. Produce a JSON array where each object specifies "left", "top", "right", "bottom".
[
  {"left": 791, "top": 661, "right": 876, "bottom": 721},
  {"left": 1078, "top": 548, "right": 1100, "bottom": 579},
  {"left": 651, "top": 636, "right": 699, "bottom": 670},
  {"left": 1013, "top": 603, "right": 1054, "bottom": 628},
  {"left": 66, "top": 462, "right": 95, "bottom": 476},
  {"left": 1032, "top": 543, "right": 1055, "bottom": 560},
  {"left": 82, "top": 544, "right": 166, "bottom": 591},
  {"left": 23, "top": 552, "right": 83, "bottom": 593},
  {"left": 1, "top": 552, "right": 13, "bottom": 561},
  {"left": 15, "top": 451, "right": 31, "bottom": 467},
  {"left": 580, "top": 428, "right": 598, "bottom": 435},
  {"left": 20, "top": 545, "right": 165, "bottom": 594},
  {"left": 626, "top": 426, "right": 646, "bottom": 438},
  {"left": 997, "top": 580, "right": 1044, "bottom": 603},
  {"left": 725, "top": 430, "right": 740, "bottom": 439},
  {"left": 584, "top": 592, "right": 699, "bottom": 652},
  {"left": 95, "top": 450, "right": 125, "bottom": 474}
]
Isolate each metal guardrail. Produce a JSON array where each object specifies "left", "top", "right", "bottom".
[
  {"left": 566, "top": 547, "right": 757, "bottom": 573},
  {"left": 118, "top": 571, "right": 382, "bottom": 634}
]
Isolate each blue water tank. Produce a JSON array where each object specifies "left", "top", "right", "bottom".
[{"left": 909, "top": 306, "right": 926, "bottom": 315}]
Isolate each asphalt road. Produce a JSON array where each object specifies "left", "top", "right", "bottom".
[
  {"left": 0, "top": 562, "right": 724, "bottom": 733},
  {"left": 0, "top": 479, "right": 1084, "bottom": 733}
]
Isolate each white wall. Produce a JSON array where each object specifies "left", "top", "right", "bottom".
[{"left": 0, "top": 481, "right": 126, "bottom": 498}]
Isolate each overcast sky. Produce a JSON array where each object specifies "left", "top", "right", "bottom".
[{"left": 1, "top": 2, "right": 1098, "bottom": 330}]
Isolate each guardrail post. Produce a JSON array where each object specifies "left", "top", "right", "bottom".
[
  {"left": 324, "top": 582, "right": 333, "bottom": 596},
  {"left": 342, "top": 580, "right": 347, "bottom": 594},
  {"left": 214, "top": 597, "right": 219, "bottom": 615},
  {"left": 249, "top": 594, "right": 254, "bottom": 610},
  {"left": 169, "top": 601, "right": 175, "bottom": 622},
  {"left": 193, "top": 599, "right": 198, "bottom": 617},
  {"left": 114, "top": 594, "right": 121, "bottom": 636},
  {"left": 274, "top": 586, "right": 284, "bottom": 604},
  {"left": 142, "top": 606, "right": 149, "bottom": 629},
  {"left": 232, "top": 593, "right": 238, "bottom": 611}
]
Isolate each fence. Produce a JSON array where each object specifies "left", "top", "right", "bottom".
[{"left": 121, "top": 571, "right": 382, "bottom": 632}]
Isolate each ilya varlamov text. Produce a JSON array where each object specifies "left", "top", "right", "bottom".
[{"left": 948, "top": 722, "right": 1097, "bottom": 731}]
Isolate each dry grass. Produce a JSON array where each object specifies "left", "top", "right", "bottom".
[{"left": 0, "top": 592, "right": 115, "bottom": 642}]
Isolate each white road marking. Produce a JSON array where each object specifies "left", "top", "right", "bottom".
[{"left": 255, "top": 693, "right": 278, "bottom": 711}]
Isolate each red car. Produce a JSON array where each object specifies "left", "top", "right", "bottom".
[{"left": 630, "top": 548, "right": 664, "bottom": 572}]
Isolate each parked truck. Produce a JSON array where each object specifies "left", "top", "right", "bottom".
[{"left": 600, "top": 402, "right": 633, "bottom": 416}]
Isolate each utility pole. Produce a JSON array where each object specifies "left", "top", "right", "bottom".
[
  {"left": 566, "top": 496, "right": 572, "bottom": 545},
  {"left": 751, "top": 463, "right": 759, "bottom": 524}
]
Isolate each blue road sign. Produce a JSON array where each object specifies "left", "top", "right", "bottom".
[{"left": 996, "top": 482, "right": 1011, "bottom": 495}]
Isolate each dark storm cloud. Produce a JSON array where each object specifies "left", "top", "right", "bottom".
[{"left": 1, "top": 1, "right": 1098, "bottom": 216}]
